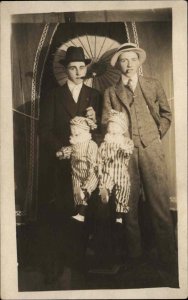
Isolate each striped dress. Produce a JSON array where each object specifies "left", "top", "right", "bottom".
[
  {"left": 98, "top": 138, "right": 134, "bottom": 213},
  {"left": 63, "top": 140, "right": 98, "bottom": 206}
]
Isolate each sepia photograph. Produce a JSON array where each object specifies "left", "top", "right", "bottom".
[{"left": 1, "top": 1, "right": 187, "bottom": 299}]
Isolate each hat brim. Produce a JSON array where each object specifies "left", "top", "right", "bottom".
[
  {"left": 59, "top": 58, "right": 91, "bottom": 67},
  {"left": 111, "top": 48, "right": 146, "bottom": 67}
]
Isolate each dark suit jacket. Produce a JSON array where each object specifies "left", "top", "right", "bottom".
[
  {"left": 102, "top": 76, "right": 172, "bottom": 139},
  {"left": 38, "top": 83, "right": 102, "bottom": 216},
  {"left": 39, "top": 82, "right": 102, "bottom": 154}
]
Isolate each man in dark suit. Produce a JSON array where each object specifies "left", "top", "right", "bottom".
[
  {"left": 39, "top": 46, "right": 101, "bottom": 216},
  {"left": 38, "top": 46, "right": 102, "bottom": 281},
  {"left": 102, "top": 43, "right": 177, "bottom": 277}
]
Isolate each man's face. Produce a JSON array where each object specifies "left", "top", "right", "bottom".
[
  {"left": 117, "top": 51, "right": 140, "bottom": 78},
  {"left": 66, "top": 61, "right": 87, "bottom": 85}
]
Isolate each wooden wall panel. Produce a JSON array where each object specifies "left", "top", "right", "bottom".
[
  {"left": 11, "top": 8, "right": 171, "bottom": 23},
  {"left": 136, "top": 21, "right": 176, "bottom": 198}
]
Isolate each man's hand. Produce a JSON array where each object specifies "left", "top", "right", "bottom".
[
  {"left": 86, "top": 106, "right": 96, "bottom": 123},
  {"left": 99, "top": 186, "right": 109, "bottom": 204},
  {"left": 158, "top": 134, "right": 162, "bottom": 143}
]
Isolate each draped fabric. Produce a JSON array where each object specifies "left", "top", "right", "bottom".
[
  {"left": 12, "top": 16, "right": 176, "bottom": 224},
  {"left": 12, "top": 23, "right": 58, "bottom": 222}
]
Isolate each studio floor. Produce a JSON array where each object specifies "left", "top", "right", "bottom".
[{"left": 17, "top": 205, "right": 179, "bottom": 292}]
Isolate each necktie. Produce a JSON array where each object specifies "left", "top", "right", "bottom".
[
  {"left": 127, "top": 79, "right": 134, "bottom": 93},
  {"left": 126, "top": 79, "right": 135, "bottom": 107},
  {"left": 72, "top": 86, "right": 80, "bottom": 103}
]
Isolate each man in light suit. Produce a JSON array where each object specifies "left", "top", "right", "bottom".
[{"left": 102, "top": 43, "right": 176, "bottom": 275}]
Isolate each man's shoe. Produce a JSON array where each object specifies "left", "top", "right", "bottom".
[{"left": 72, "top": 213, "right": 85, "bottom": 222}]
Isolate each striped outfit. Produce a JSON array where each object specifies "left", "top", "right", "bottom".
[
  {"left": 62, "top": 140, "right": 98, "bottom": 206},
  {"left": 98, "top": 138, "right": 134, "bottom": 213}
]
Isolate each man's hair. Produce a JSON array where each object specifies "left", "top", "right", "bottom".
[{"left": 65, "top": 61, "right": 86, "bottom": 69}]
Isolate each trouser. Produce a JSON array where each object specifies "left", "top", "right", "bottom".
[
  {"left": 114, "top": 179, "right": 130, "bottom": 213},
  {"left": 124, "top": 138, "right": 175, "bottom": 263}
]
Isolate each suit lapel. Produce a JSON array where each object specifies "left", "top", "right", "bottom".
[
  {"left": 115, "top": 80, "right": 131, "bottom": 112},
  {"left": 61, "top": 83, "right": 78, "bottom": 118},
  {"left": 76, "top": 84, "right": 90, "bottom": 115},
  {"left": 138, "top": 76, "right": 155, "bottom": 107},
  {"left": 138, "top": 76, "right": 159, "bottom": 124}
]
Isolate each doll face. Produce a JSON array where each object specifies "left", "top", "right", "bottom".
[
  {"left": 70, "top": 126, "right": 90, "bottom": 145},
  {"left": 107, "top": 122, "right": 124, "bottom": 136},
  {"left": 105, "top": 122, "right": 125, "bottom": 144},
  {"left": 66, "top": 61, "right": 87, "bottom": 85},
  {"left": 70, "top": 126, "right": 85, "bottom": 138}
]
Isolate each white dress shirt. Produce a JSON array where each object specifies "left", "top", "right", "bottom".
[
  {"left": 121, "top": 73, "right": 138, "bottom": 92},
  {"left": 67, "top": 80, "right": 83, "bottom": 103}
]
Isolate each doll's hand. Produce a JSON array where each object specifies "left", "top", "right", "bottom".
[
  {"left": 56, "top": 151, "right": 64, "bottom": 160},
  {"left": 63, "top": 147, "right": 72, "bottom": 158},
  {"left": 86, "top": 107, "right": 96, "bottom": 123},
  {"left": 99, "top": 186, "right": 109, "bottom": 204},
  {"left": 119, "top": 139, "right": 134, "bottom": 155},
  {"left": 74, "top": 186, "right": 85, "bottom": 203},
  {"left": 56, "top": 147, "right": 71, "bottom": 160}
]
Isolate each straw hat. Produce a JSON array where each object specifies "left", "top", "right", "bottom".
[{"left": 111, "top": 43, "right": 146, "bottom": 67}]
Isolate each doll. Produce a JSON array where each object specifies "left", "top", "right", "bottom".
[
  {"left": 98, "top": 109, "right": 134, "bottom": 224},
  {"left": 56, "top": 116, "right": 98, "bottom": 222}
]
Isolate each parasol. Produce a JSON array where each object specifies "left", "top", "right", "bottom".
[{"left": 53, "top": 35, "right": 121, "bottom": 93}]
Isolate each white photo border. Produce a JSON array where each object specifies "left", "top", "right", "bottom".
[{"left": 1, "top": 1, "right": 187, "bottom": 299}]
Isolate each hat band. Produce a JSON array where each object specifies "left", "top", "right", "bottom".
[
  {"left": 66, "top": 58, "right": 86, "bottom": 63},
  {"left": 117, "top": 45, "right": 136, "bottom": 52}
]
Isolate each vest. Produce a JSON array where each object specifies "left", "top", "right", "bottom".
[{"left": 125, "top": 82, "right": 159, "bottom": 147}]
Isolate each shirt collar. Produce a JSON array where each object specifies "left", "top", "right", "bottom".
[
  {"left": 67, "top": 79, "right": 83, "bottom": 92},
  {"left": 121, "top": 73, "right": 138, "bottom": 85}
]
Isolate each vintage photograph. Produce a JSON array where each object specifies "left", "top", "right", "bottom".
[{"left": 1, "top": 2, "right": 187, "bottom": 298}]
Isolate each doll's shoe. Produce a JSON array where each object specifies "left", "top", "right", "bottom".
[
  {"left": 116, "top": 218, "right": 123, "bottom": 224},
  {"left": 72, "top": 213, "right": 85, "bottom": 222}
]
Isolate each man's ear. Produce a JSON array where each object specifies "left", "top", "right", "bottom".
[
  {"left": 64, "top": 67, "right": 68, "bottom": 74},
  {"left": 114, "top": 62, "right": 120, "bottom": 71},
  {"left": 136, "top": 53, "right": 142, "bottom": 67}
]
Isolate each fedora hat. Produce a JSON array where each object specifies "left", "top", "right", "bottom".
[
  {"left": 59, "top": 46, "right": 91, "bottom": 66},
  {"left": 110, "top": 43, "right": 146, "bottom": 67}
]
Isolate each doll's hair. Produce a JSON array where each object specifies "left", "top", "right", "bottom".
[
  {"left": 107, "top": 109, "right": 129, "bottom": 133},
  {"left": 70, "top": 116, "right": 97, "bottom": 131}
]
